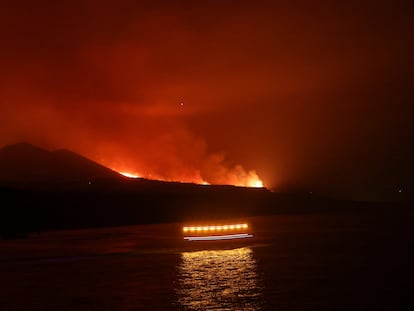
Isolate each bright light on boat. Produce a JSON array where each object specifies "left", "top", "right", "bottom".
[
  {"left": 184, "top": 233, "right": 253, "bottom": 241},
  {"left": 182, "top": 223, "right": 249, "bottom": 233}
]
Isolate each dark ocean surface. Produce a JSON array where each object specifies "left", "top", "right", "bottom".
[{"left": 1, "top": 210, "right": 412, "bottom": 310}]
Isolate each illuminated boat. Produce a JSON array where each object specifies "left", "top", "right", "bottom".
[{"left": 182, "top": 223, "right": 253, "bottom": 242}]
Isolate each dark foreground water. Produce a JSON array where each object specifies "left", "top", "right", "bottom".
[{"left": 1, "top": 210, "right": 412, "bottom": 310}]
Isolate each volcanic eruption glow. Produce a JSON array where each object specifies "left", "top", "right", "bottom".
[
  {"left": 119, "top": 172, "right": 140, "bottom": 178},
  {"left": 115, "top": 166, "right": 264, "bottom": 188},
  {"left": 103, "top": 147, "right": 265, "bottom": 188},
  {"left": 248, "top": 179, "right": 264, "bottom": 188}
]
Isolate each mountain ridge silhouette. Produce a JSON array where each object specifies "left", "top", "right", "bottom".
[{"left": 0, "top": 142, "right": 121, "bottom": 182}]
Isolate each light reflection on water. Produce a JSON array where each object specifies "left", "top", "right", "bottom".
[{"left": 177, "top": 247, "right": 264, "bottom": 310}]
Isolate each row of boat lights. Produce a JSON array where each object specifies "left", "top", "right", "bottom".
[{"left": 183, "top": 223, "right": 248, "bottom": 233}]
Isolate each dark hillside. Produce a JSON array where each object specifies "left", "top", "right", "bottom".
[{"left": 0, "top": 143, "right": 120, "bottom": 184}]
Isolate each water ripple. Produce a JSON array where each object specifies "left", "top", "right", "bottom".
[{"left": 177, "top": 247, "right": 264, "bottom": 310}]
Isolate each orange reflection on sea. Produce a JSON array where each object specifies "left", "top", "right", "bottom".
[{"left": 176, "top": 247, "right": 263, "bottom": 310}]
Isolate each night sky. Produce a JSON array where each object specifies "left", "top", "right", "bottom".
[{"left": 0, "top": 1, "right": 413, "bottom": 200}]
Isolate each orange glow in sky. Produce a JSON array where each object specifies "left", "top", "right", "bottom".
[{"left": 1, "top": 1, "right": 410, "bottom": 200}]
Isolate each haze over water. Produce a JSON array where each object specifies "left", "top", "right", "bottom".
[{"left": 0, "top": 211, "right": 411, "bottom": 310}]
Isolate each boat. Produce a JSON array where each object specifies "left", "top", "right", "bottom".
[{"left": 182, "top": 223, "right": 253, "bottom": 242}]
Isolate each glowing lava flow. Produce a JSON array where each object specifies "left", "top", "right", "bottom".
[
  {"left": 119, "top": 172, "right": 140, "bottom": 178},
  {"left": 247, "top": 179, "right": 264, "bottom": 188},
  {"left": 115, "top": 168, "right": 264, "bottom": 188}
]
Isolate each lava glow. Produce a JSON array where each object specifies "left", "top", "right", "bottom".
[
  {"left": 119, "top": 172, "right": 140, "bottom": 178},
  {"left": 232, "top": 170, "right": 264, "bottom": 188},
  {"left": 248, "top": 179, "right": 264, "bottom": 188},
  {"left": 116, "top": 167, "right": 264, "bottom": 188},
  {"left": 99, "top": 148, "right": 264, "bottom": 188}
]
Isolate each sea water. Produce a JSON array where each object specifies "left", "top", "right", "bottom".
[{"left": 0, "top": 211, "right": 411, "bottom": 310}]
